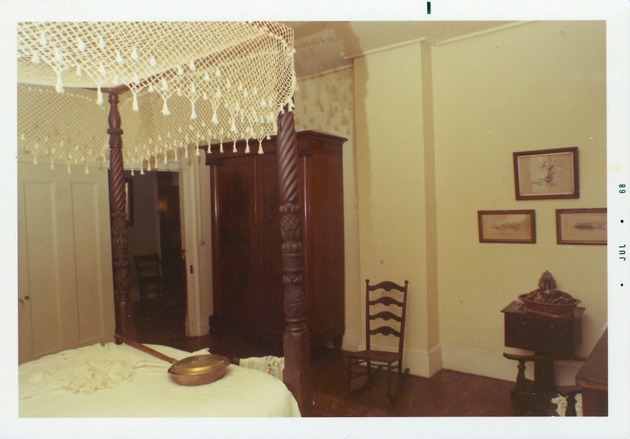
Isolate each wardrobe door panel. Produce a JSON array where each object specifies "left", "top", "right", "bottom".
[{"left": 211, "top": 157, "right": 257, "bottom": 325}]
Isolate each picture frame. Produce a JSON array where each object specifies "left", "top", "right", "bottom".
[
  {"left": 478, "top": 210, "right": 536, "bottom": 244},
  {"left": 513, "top": 147, "right": 579, "bottom": 200},
  {"left": 125, "top": 178, "right": 134, "bottom": 226},
  {"left": 556, "top": 208, "right": 607, "bottom": 245}
]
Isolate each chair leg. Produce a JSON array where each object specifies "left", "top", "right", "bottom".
[
  {"left": 346, "top": 357, "right": 355, "bottom": 396},
  {"left": 348, "top": 358, "right": 375, "bottom": 396},
  {"left": 386, "top": 363, "right": 406, "bottom": 403},
  {"left": 385, "top": 364, "right": 394, "bottom": 403},
  {"left": 347, "top": 358, "right": 364, "bottom": 396}
]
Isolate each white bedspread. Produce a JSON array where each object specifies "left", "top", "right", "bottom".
[{"left": 19, "top": 343, "right": 301, "bottom": 418}]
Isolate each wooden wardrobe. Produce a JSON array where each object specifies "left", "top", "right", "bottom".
[{"left": 206, "top": 130, "right": 346, "bottom": 348}]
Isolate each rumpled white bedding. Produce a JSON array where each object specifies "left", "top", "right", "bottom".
[
  {"left": 19, "top": 343, "right": 301, "bottom": 418},
  {"left": 239, "top": 356, "right": 285, "bottom": 380},
  {"left": 551, "top": 393, "right": 583, "bottom": 416}
]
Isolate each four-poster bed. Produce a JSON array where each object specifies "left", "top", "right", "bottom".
[
  {"left": 18, "top": 21, "right": 312, "bottom": 416},
  {"left": 19, "top": 342, "right": 301, "bottom": 417}
]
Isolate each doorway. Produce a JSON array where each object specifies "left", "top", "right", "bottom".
[
  {"left": 126, "top": 170, "right": 187, "bottom": 344},
  {"left": 157, "top": 172, "right": 187, "bottom": 302}
]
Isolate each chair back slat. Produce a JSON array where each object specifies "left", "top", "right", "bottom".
[
  {"left": 367, "top": 280, "right": 405, "bottom": 292},
  {"left": 134, "top": 253, "right": 163, "bottom": 299},
  {"left": 369, "top": 326, "right": 401, "bottom": 337},
  {"left": 369, "top": 310, "right": 402, "bottom": 322},
  {"left": 364, "top": 279, "right": 408, "bottom": 355},
  {"left": 368, "top": 296, "right": 404, "bottom": 307}
]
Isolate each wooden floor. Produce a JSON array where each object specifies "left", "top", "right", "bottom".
[
  {"left": 310, "top": 347, "right": 516, "bottom": 416},
  {"left": 133, "top": 299, "right": 518, "bottom": 417}
]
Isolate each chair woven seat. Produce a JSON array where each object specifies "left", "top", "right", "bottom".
[{"left": 350, "top": 350, "right": 400, "bottom": 363}]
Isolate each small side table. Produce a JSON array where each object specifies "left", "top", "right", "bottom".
[{"left": 502, "top": 301, "right": 585, "bottom": 415}]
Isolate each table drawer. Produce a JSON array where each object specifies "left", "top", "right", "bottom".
[{"left": 504, "top": 309, "right": 581, "bottom": 354}]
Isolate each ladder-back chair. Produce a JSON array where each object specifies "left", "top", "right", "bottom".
[
  {"left": 347, "top": 279, "right": 409, "bottom": 402},
  {"left": 134, "top": 253, "right": 163, "bottom": 300}
]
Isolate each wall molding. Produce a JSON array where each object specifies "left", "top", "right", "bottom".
[
  {"left": 433, "top": 21, "right": 533, "bottom": 46},
  {"left": 343, "top": 37, "right": 426, "bottom": 61},
  {"left": 298, "top": 64, "right": 353, "bottom": 82}
]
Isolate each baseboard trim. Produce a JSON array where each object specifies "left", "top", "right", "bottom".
[
  {"left": 334, "top": 335, "right": 582, "bottom": 384},
  {"left": 340, "top": 329, "right": 362, "bottom": 351},
  {"left": 404, "top": 344, "right": 442, "bottom": 378},
  {"left": 440, "top": 344, "right": 584, "bottom": 385},
  {"left": 441, "top": 344, "right": 515, "bottom": 382},
  {"left": 341, "top": 329, "right": 444, "bottom": 378}
]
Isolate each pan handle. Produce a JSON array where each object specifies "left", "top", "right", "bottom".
[{"left": 115, "top": 334, "right": 178, "bottom": 364}]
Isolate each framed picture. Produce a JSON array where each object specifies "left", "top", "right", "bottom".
[
  {"left": 513, "top": 147, "right": 579, "bottom": 200},
  {"left": 125, "top": 178, "right": 134, "bottom": 226},
  {"left": 556, "top": 208, "right": 607, "bottom": 245},
  {"left": 478, "top": 210, "right": 536, "bottom": 243}
]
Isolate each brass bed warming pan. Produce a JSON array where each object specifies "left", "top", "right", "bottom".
[{"left": 115, "top": 335, "right": 230, "bottom": 386}]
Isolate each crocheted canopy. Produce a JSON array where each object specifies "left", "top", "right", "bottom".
[{"left": 17, "top": 21, "right": 297, "bottom": 173}]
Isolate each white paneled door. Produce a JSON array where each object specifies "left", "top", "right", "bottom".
[{"left": 18, "top": 163, "right": 115, "bottom": 363}]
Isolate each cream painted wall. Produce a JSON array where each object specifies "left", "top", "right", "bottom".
[
  {"left": 432, "top": 21, "right": 607, "bottom": 383},
  {"left": 353, "top": 42, "right": 438, "bottom": 376},
  {"left": 295, "top": 21, "right": 607, "bottom": 385}
]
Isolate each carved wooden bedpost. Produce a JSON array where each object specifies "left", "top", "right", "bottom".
[
  {"left": 276, "top": 108, "right": 312, "bottom": 416},
  {"left": 107, "top": 91, "right": 136, "bottom": 341}
]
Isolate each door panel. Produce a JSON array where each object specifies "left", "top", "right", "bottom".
[
  {"left": 212, "top": 157, "right": 257, "bottom": 324},
  {"left": 20, "top": 180, "right": 63, "bottom": 359},
  {"left": 158, "top": 173, "right": 187, "bottom": 301},
  {"left": 18, "top": 163, "right": 115, "bottom": 363}
]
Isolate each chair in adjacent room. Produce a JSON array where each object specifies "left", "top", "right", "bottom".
[
  {"left": 347, "top": 279, "right": 409, "bottom": 402},
  {"left": 134, "top": 253, "right": 164, "bottom": 300}
]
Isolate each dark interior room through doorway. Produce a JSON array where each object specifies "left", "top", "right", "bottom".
[{"left": 125, "top": 170, "right": 187, "bottom": 344}]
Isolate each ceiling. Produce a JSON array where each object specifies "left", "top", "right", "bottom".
[{"left": 285, "top": 21, "right": 516, "bottom": 78}]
